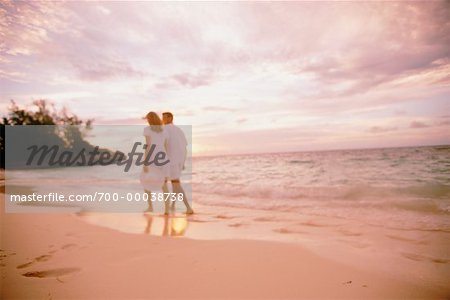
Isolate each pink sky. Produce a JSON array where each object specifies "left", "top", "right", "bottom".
[{"left": 1, "top": 1, "right": 449, "bottom": 155}]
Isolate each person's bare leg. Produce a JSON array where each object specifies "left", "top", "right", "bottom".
[
  {"left": 166, "top": 181, "right": 176, "bottom": 211},
  {"left": 172, "top": 181, "right": 193, "bottom": 214},
  {"left": 144, "top": 214, "right": 153, "bottom": 234},
  {"left": 162, "top": 215, "right": 170, "bottom": 236},
  {"left": 162, "top": 181, "right": 170, "bottom": 215},
  {"left": 163, "top": 179, "right": 177, "bottom": 211},
  {"left": 168, "top": 182, "right": 177, "bottom": 211},
  {"left": 170, "top": 192, "right": 177, "bottom": 211},
  {"left": 144, "top": 189, "right": 153, "bottom": 212}
]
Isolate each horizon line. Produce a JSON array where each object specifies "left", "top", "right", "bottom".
[{"left": 192, "top": 143, "right": 450, "bottom": 159}]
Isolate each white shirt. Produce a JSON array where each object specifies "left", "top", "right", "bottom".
[{"left": 164, "top": 123, "right": 187, "bottom": 164}]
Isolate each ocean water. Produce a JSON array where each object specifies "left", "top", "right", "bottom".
[
  {"left": 192, "top": 145, "right": 450, "bottom": 232},
  {"left": 5, "top": 145, "right": 450, "bottom": 231}
]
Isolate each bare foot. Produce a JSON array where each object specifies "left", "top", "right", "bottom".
[{"left": 186, "top": 209, "right": 194, "bottom": 215}]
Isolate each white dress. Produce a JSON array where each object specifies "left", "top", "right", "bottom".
[{"left": 139, "top": 126, "right": 168, "bottom": 191}]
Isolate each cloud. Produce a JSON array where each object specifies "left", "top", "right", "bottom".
[
  {"left": 243, "top": 2, "right": 450, "bottom": 97},
  {"left": 368, "top": 126, "right": 398, "bottom": 134},
  {"left": 3, "top": 1, "right": 448, "bottom": 89},
  {"left": 203, "top": 106, "right": 238, "bottom": 112},
  {"left": 236, "top": 118, "right": 247, "bottom": 124},
  {"left": 0, "top": 1, "right": 67, "bottom": 57},
  {"left": 438, "top": 120, "right": 450, "bottom": 126},
  {"left": 0, "top": 1, "right": 149, "bottom": 83},
  {"left": 73, "top": 60, "right": 146, "bottom": 81},
  {"left": 94, "top": 117, "right": 145, "bottom": 125},
  {"left": 155, "top": 70, "right": 215, "bottom": 89},
  {"left": 410, "top": 121, "right": 429, "bottom": 129},
  {"left": 0, "top": 70, "right": 26, "bottom": 82},
  {"left": 394, "top": 110, "right": 407, "bottom": 116}
]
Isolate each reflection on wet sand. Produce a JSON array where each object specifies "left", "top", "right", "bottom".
[
  {"left": 143, "top": 214, "right": 189, "bottom": 237},
  {"left": 76, "top": 212, "right": 190, "bottom": 237}
]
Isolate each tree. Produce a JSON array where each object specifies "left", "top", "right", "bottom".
[{"left": 1, "top": 100, "right": 94, "bottom": 169}]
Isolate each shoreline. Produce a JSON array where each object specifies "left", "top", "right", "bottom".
[{"left": 2, "top": 190, "right": 449, "bottom": 299}]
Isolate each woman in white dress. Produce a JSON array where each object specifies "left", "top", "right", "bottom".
[{"left": 140, "top": 111, "right": 169, "bottom": 213}]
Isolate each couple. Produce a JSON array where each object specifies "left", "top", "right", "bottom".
[{"left": 140, "top": 111, "right": 193, "bottom": 215}]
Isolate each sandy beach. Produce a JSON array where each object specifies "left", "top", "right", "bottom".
[{"left": 1, "top": 188, "right": 448, "bottom": 299}]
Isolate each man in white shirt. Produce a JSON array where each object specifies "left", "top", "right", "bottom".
[{"left": 162, "top": 112, "right": 194, "bottom": 214}]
